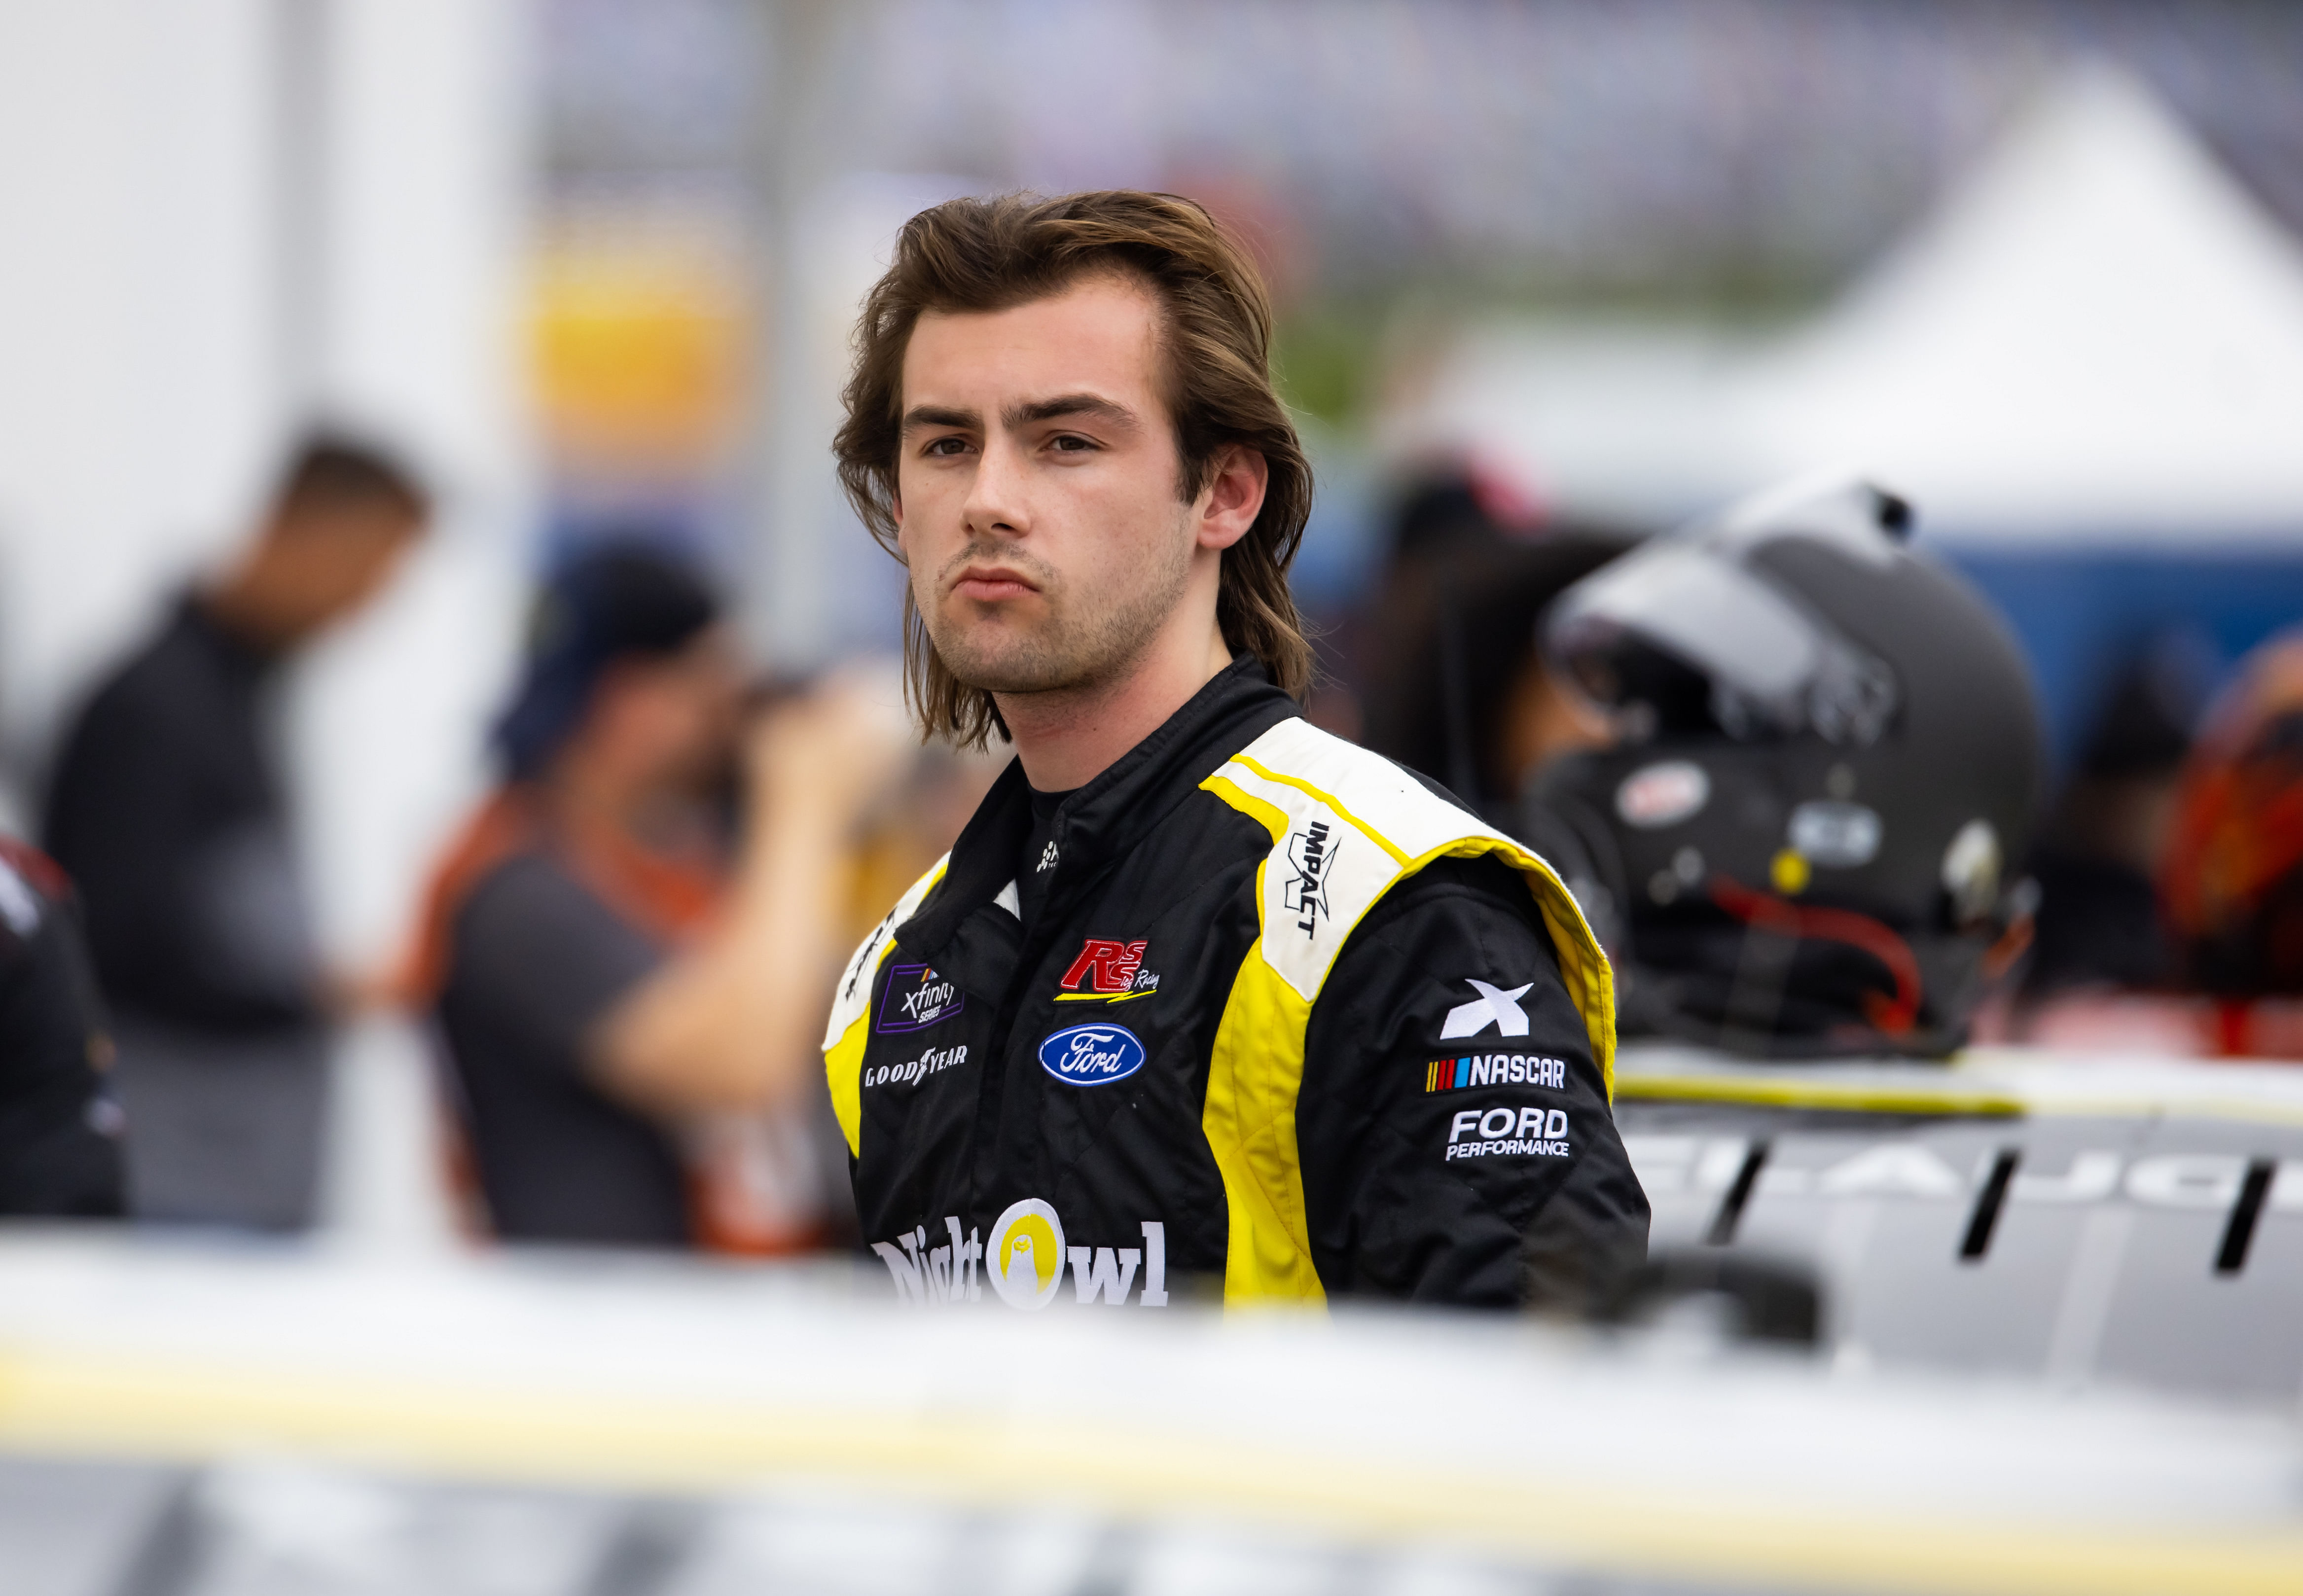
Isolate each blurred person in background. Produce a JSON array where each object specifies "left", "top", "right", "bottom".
[
  {"left": 823, "top": 191, "right": 1645, "bottom": 1312},
  {"left": 1529, "top": 480, "right": 2043, "bottom": 1058},
  {"left": 0, "top": 835, "right": 124, "bottom": 1216},
  {"left": 2160, "top": 631, "right": 2303, "bottom": 999},
  {"left": 41, "top": 436, "right": 427, "bottom": 1229},
  {"left": 407, "top": 545, "right": 915, "bottom": 1251},
  {"left": 1357, "top": 468, "right": 1632, "bottom": 822},
  {"left": 2016, "top": 640, "right": 2206, "bottom": 1000}
]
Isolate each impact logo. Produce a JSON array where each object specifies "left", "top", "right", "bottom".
[
  {"left": 1283, "top": 822, "right": 1339, "bottom": 937},
  {"left": 876, "top": 962, "right": 964, "bottom": 1033},
  {"left": 1057, "top": 938, "right": 1159, "bottom": 1002},
  {"left": 1038, "top": 1022, "right": 1148, "bottom": 1086}
]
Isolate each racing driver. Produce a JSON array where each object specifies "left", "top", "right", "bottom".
[{"left": 823, "top": 190, "right": 1647, "bottom": 1311}]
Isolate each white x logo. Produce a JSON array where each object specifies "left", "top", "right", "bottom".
[{"left": 1439, "top": 978, "right": 1534, "bottom": 1040}]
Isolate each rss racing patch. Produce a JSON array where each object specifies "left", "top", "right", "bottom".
[{"left": 1056, "top": 937, "right": 1161, "bottom": 1002}]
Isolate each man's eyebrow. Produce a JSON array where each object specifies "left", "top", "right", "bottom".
[
  {"left": 1004, "top": 393, "right": 1141, "bottom": 431},
  {"left": 900, "top": 403, "right": 979, "bottom": 436}
]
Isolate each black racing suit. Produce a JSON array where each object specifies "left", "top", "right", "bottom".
[
  {"left": 824, "top": 658, "right": 1648, "bottom": 1310},
  {"left": 0, "top": 839, "right": 125, "bottom": 1215}
]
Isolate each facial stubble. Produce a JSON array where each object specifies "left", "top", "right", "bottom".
[{"left": 923, "top": 513, "right": 1195, "bottom": 701}]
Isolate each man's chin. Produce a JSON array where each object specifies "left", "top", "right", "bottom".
[
  {"left": 929, "top": 619, "right": 1074, "bottom": 696},
  {"left": 941, "top": 655, "right": 1080, "bottom": 696}
]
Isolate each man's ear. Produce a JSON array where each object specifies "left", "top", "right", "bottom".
[{"left": 1195, "top": 444, "right": 1266, "bottom": 553}]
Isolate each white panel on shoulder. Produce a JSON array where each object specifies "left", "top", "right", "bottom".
[
  {"left": 821, "top": 855, "right": 949, "bottom": 1051},
  {"left": 1213, "top": 720, "right": 1520, "bottom": 1002}
]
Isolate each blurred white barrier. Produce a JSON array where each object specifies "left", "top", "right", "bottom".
[{"left": 0, "top": 1235, "right": 2297, "bottom": 1594}]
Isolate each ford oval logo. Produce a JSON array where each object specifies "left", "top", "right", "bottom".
[{"left": 1037, "top": 1023, "right": 1148, "bottom": 1087}]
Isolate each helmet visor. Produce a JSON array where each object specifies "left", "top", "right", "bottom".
[{"left": 1546, "top": 538, "right": 1898, "bottom": 746}]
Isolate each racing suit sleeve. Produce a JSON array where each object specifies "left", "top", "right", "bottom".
[
  {"left": 1297, "top": 854, "right": 1648, "bottom": 1310},
  {"left": 0, "top": 850, "right": 126, "bottom": 1216}
]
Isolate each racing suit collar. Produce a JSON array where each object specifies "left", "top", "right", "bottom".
[{"left": 903, "top": 654, "right": 1299, "bottom": 956}]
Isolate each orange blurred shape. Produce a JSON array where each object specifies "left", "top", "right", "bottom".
[{"left": 530, "top": 240, "right": 749, "bottom": 475}]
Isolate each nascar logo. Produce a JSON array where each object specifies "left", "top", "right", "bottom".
[{"left": 1425, "top": 1054, "right": 1568, "bottom": 1092}]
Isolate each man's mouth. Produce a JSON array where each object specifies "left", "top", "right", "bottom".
[{"left": 950, "top": 566, "right": 1040, "bottom": 603}]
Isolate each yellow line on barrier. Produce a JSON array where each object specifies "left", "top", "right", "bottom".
[
  {"left": 1614, "top": 1074, "right": 2028, "bottom": 1117},
  {"left": 1, "top": 1342, "right": 2299, "bottom": 1596},
  {"left": 1616, "top": 1070, "right": 2303, "bottom": 1127}
]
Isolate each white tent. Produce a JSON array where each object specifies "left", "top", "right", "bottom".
[
  {"left": 1739, "top": 63, "right": 2303, "bottom": 545},
  {"left": 1386, "top": 64, "right": 2303, "bottom": 546}
]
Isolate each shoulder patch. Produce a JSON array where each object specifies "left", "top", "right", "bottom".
[
  {"left": 1201, "top": 720, "right": 1487, "bottom": 999},
  {"left": 822, "top": 854, "right": 949, "bottom": 1053},
  {"left": 1202, "top": 719, "right": 1617, "bottom": 1095}
]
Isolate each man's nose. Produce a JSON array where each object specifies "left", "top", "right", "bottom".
[{"left": 961, "top": 434, "right": 1030, "bottom": 540}]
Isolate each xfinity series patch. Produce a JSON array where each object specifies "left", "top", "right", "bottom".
[
  {"left": 1038, "top": 1022, "right": 1148, "bottom": 1087},
  {"left": 1447, "top": 1105, "right": 1571, "bottom": 1162},
  {"left": 1424, "top": 1054, "right": 1568, "bottom": 1092},
  {"left": 877, "top": 963, "right": 964, "bottom": 1033}
]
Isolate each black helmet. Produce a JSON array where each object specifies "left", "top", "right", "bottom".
[{"left": 1523, "top": 479, "right": 2044, "bottom": 1058}]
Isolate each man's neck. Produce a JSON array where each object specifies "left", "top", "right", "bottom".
[
  {"left": 999, "top": 626, "right": 1234, "bottom": 792},
  {"left": 198, "top": 566, "right": 308, "bottom": 656}
]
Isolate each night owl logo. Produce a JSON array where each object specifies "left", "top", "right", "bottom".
[{"left": 985, "top": 1198, "right": 1066, "bottom": 1310}]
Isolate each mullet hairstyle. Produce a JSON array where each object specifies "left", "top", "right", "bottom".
[{"left": 833, "top": 190, "right": 1315, "bottom": 749}]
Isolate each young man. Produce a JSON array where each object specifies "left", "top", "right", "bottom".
[
  {"left": 824, "top": 191, "right": 1647, "bottom": 1311},
  {"left": 45, "top": 435, "right": 426, "bottom": 1228}
]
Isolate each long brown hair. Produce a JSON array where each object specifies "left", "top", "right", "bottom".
[{"left": 833, "top": 190, "right": 1314, "bottom": 749}]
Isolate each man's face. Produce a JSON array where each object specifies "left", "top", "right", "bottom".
[
  {"left": 893, "top": 275, "right": 1205, "bottom": 701},
  {"left": 268, "top": 500, "right": 424, "bottom": 637},
  {"left": 591, "top": 626, "right": 746, "bottom": 793}
]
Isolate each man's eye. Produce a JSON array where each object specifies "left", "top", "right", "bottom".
[
  {"left": 1049, "top": 434, "right": 1096, "bottom": 453},
  {"left": 923, "top": 436, "right": 970, "bottom": 457}
]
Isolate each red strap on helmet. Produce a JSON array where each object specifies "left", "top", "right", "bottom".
[{"left": 1708, "top": 874, "right": 1923, "bottom": 1037}]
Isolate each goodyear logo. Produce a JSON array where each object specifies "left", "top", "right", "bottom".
[
  {"left": 985, "top": 1198, "right": 1066, "bottom": 1309},
  {"left": 1038, "top": 1023, "right": 1147, "bottom": 1087},
  {"left": 1424, "top": 1053, "right": 1568, "bottom": 1092}
]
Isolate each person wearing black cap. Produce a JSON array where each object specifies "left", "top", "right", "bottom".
[{"left": 408, "top": 544, "right": 910, "bottom": 1249}]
